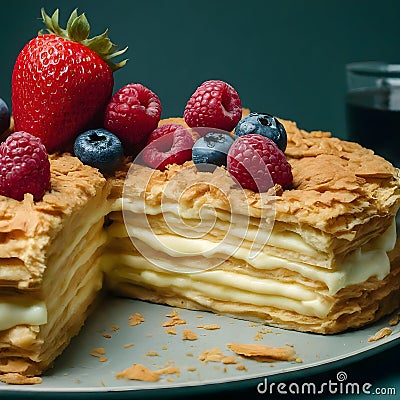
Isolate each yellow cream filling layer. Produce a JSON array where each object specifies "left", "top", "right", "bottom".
[
  {"left": 103, "top": 254, "right": 332, "bottom": 317},
  {"left": 117, "top": 216, "right": 396, "bottom": 294},
  {"left": 0, "top": 205, "right": 396, "bottom": 328},
  {"left": 103, "top": 217, "right": 397, "bottom": 318},
  {"left": 0, "top": 299, "right": 47, "bottom": 331}
]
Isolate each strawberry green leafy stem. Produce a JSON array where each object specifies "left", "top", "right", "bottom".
[{"left": 39, "top": 8, "right": 128, "bottom": 72}]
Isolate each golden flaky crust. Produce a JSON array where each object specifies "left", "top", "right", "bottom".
[
  {"left": 121, "top": 117, "right": 400, "bottom": 251},
  {"left": 281, "top": 120, "right": 399, "bottom": 236},
  {"left": 0, "top": 154, "right": 108, "bottom": 384},
  {"left": 0, "top": 154, "right": 107, "bottom": 289}
]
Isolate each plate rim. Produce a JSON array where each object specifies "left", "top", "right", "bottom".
[{"left": 1, "top": 303, "right": 399, "bottom": 396}]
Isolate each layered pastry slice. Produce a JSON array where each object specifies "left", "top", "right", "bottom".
[
  {"left": 103, "top": 118, "right": 400, "bottom": 334},
  {"left": 0, "top": 154, "right": 110, "bottom": 384}
]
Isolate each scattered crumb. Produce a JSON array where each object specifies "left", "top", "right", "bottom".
[
  {"left": 187, "top": 366, "right": 197, "bottom": 372},
  {"left": 161, "top": 345, "right": 168, "bottom": 350},
  {"left": 116, "top": 363, "right": 160, "bottom": 382},
  {"left": 124, "top": 343, "right": 134, "bottom": 348},
  {"left": 221, "top": 356, "right": 236, "bottom": 364},
  {"left": 196, "top": 324, "right": 221, "bottom": 330},
  {"left": 0, "top": 373, "right": 42, "bottom": 385},
  {"left": 156, "top": 365, "right": 180, "bottom": 377},
  {"left": 236, "top": 364, "right": 247, "bottom": 371},
  {"left": 163, "top": 309, "right": 186, "bottom": 327},
  {"left": 295, "top": 358, "right": 303, "bottom": 363},
  {"left": 115, "top": 363, "right": 180, "bottom": 382},
  {"left": 146, "top": 351, "right": 159, "bottom": 357},
  {"left": 195, "top": 315, "right": 204, "bottom": 319},
  {"left": 227, "top": 343, "right": 297, "bottom": 362},
  {"left": 90, "top": 347, "right": 106, "bottom": 357},
  {"left": 182, "top": 329, "right": 198, "bottom": 341},
  {"left": 254, "top": 327, "right": 274, "bottom": 341},
  {"left": 129, "top": 312, "right": 145, "bottom": 326},
  {"left": 165, "top": 327, "right": 177, "bottom": 335},
  {"left": 103, "top": 333, "right": 112, "bottom": 339},
  {"left": 98, "top": 357, "right": 108, "bottom": 362},
  {"left": 110, "top": 325, "right": 119, "bottom": 331},
  {"left": 186, "top": 353, "right": 193, "bottom": 357},
  {"left": 163, "top": 319, "right": 186, "bottom": 327},
  {"left": 389, "top": 312, "right": 400, "bottom": 326},
  {"left": 368, "top": 327, "right": 392, "bottom": 342},
  {"left": 165, "top": 309, "right": 178, "bottom": 318},
  {"left": 198, "top": 347, "right": 225, "bottom": 363}
]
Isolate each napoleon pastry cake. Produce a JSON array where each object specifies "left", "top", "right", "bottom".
[
  {"left": 1, "top": 7, "right": 400, "bottom": 385},
  {"left": 103, "top": 115, "right": 400, "bottom": 335}
]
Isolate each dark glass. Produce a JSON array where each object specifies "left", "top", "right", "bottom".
[{"left": 346, "top": 86, "right": 400, "bottom": 167}]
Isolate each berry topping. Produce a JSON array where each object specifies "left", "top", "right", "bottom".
[
  {"left": 234, "top": 112, "right": 287, "bottom": 152},
  {"left": 0, "top": 131, "right": 50, "bottom": 201},
  {"left": 104, "top": 83, "right": 162, "bottom": 154},
  {"left": 184, "top": 80, "right": 242, "bottom": 131},
  {"left": 146, "top": 123, "right": 186, "bottom": 145},
  {"left": 73, "top": 128, "right": 123, "bottom": 174},
  {"left": 0, "top": 98, "right": 10, "bottom": 136},
  {"left": 227, "top": 134, "right": 292, "bottom": 192},
  {"left": 12, "top": 8, "right": 127, "bottom": 153},
  {"left": 142, "top": 124, "right": 194, "bottom": 170},
  {"left": 192, "top": 132, "right": 235, "bottom": 172}
]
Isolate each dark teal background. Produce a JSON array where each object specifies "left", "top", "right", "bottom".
[{"left": 1, "top": 0, "right": 400, "bottom": 139}]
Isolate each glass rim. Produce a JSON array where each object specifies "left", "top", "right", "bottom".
[{"left": 346, "top": 61, "right": 400, "bottom": 77}]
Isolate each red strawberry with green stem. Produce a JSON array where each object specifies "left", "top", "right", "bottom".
[{"left": 12, "top": 8, "right": 127, "bottom": 153}]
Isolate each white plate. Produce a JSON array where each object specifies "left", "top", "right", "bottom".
[{"left": 1, "top": 296, "right": 399, "bottom": 397}]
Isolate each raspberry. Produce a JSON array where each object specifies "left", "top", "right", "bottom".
[
  {"left": 0, "top": 131, "right": 51, "bottom": 201},
  {"left": 227, "top": 134, "right": 292, "bottom": 192},
  {"left": 184, "top": 80, "right": 242, "bottom": 131},
  {"left": 142, "top": 124, "right": 194, "bottom": 170},
  {"left": 104, "top": 83, "right": 162, "bottom": 154},
  {"left": 146, "top": 123, "right": 187, "bottom": 145}
]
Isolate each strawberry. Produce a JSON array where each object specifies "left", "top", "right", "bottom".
[{"left": 11, "top": 8, "right": 127, "bottom": 153}]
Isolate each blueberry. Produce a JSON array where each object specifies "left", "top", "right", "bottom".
[
  {"left": 234, "top": 112, "right": 287, "bottom": 152},
  {"left": 192, "top": 132, "right": 235, "bottom": 172},
  {"left": 74, "top": 128, "right": 123, "bottom": 174},
  {"left": 0, "top": 98, "right": 10, "bottom": 135}
]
